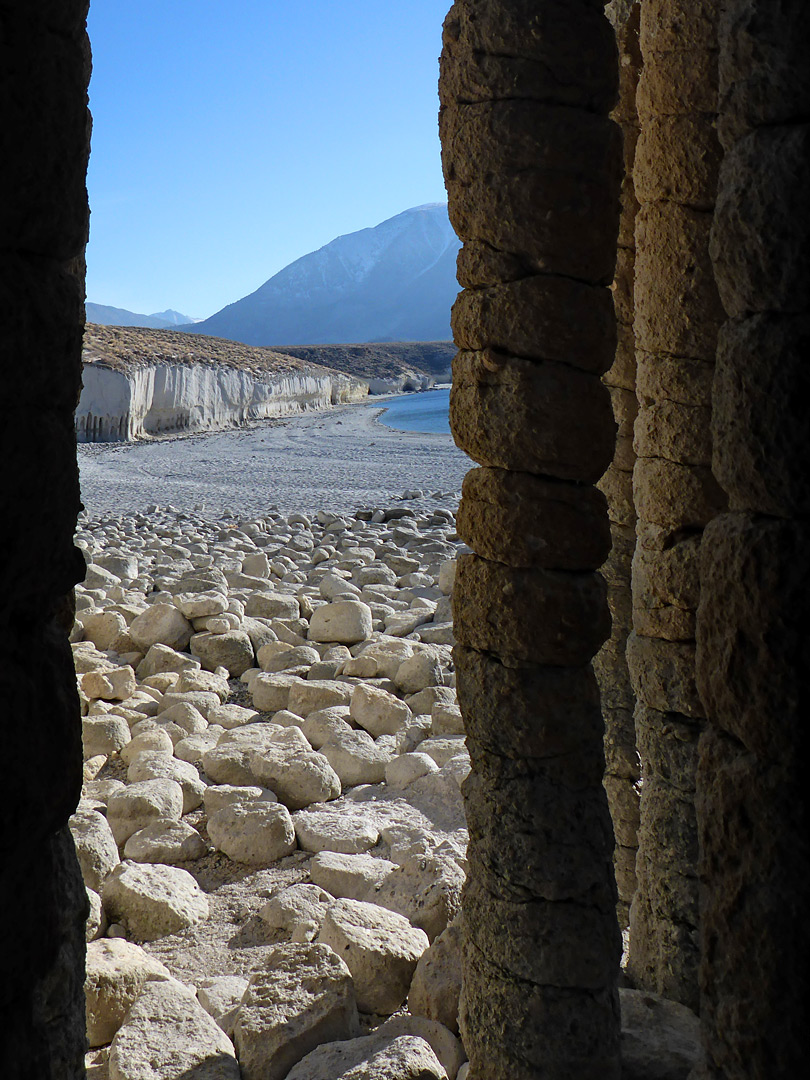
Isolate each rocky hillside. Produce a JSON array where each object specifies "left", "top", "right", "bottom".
[
  {"left": 86, "top": 303, "right": 197, "bottom": 329},
  {"left": 188, "top": 204, "right": 461, "bottom": 347},
  {"left": 278, "top": 342, "right": 455, "bottom": 393}
]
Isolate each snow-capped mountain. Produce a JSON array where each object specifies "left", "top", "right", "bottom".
[
  {"left": 86, "top": 303, "right": 197, "bottom": 329},
  {"left": 189, "top": 204, "right": 460, "bottom": 346}
]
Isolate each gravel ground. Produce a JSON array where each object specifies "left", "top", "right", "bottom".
[{"left": 78, "top": 399, "right": 472, "bottom": 519}]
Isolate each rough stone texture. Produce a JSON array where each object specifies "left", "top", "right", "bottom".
[
  {"left": 626, "top": 0, "right": 723, "bottom": 1010},
  {"left": 0, "top": 6, "right": 91, "bottom": 1077},
  {"left": 286, "top": 1033, "right": 447, "bottom": 1080},
  {"left": 84, "top": 938, "right": 173, "bottom": 1048},
  {"left": 108, "top": 979, "right": 239, "bottom": 1080},
  {"left": 594, "top": 2, "right": 642, "bottom": 930},
  {"left": 693, "top": 4, "right": 810, "bottom": 1076},
  {"left": 441, "top": 6, "right": 622, "bottom": 1073},
  {"left": 233, "top": 943, "right": 359, "bottom": 1080},
  {"left": 620, "top": 988, "right": 702, "bottom": 1079}
]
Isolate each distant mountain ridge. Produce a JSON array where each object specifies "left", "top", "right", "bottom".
[
  {"left": 86, "top": 303, "right": 197, "bottom": 329},
  {"left": 187, "top": 204, "right": 461, "bottom": 347}
]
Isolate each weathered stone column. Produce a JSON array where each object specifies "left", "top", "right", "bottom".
[
  {"left": 440, "top": 2, "right": 623, "bottom": 1075},
  {"left": 695, "top": 2, "right": 810, "bottom": 1075},
  {"left": 0, "top": 2, "right": 91, "bottom": 1077},
  {"left": 626, "top": 0, "right": 725, "bottom": 1010},
  {"left": 595, "top": 2, "right": 642, "bottom": 933}
]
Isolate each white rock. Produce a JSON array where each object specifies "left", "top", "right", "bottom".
[
  {"left": 245, "top": 592, "right": 301, "bottom": 620},
  {"left": 241, "top": 552, "right": 270, "bottom": 578},
  {"left": 260, "top": 643, "right": 320, "bottom": 674},
  {"left": 301, "top": 707, "right": 353, "bottom": 750},
  {"left": 349, "top": 683, "right": 411, "bottom": 737},
  {"left": 375, "top": 1016, "right": 465, "bottom": 1080},
  {"left": 310, "top": 852, "right": 396, "bottom": 901},
  {"left": 136, "top": 643, "right": 198, "bottom": 678},
  {"left": 82, "top": 715, "right": 131, "bottom": 759},
  {"left": 286, "top": 1033, "right": 446, "bottom": 1080},
  {"left": 80, "top": 610, "right": 129, "bottom": 651},
  {"left": 173, "top": 591, "right": 228, "bottom": 619},
  {"left": 120, "top": 731, "right": 176, "bottom": 771},
  {"left": 308, "top": 601, "right": 373, "bottom": 645},
  {"left": 365, "top": 856, "right": 464, "bottom": 942},
  {"left": 201, "top": 722, "right": 282, "bottom": 785},
  {"left": 130, "top": 604, "right": 193, "bottom": 652},
  {"left": 190, "top": 630, "right": 254, "bottom": 676},
  {"left": 123, "top": 819, "right": 207, "bottom": 863},
  {"left": 174, "top": 667, "right": 230, "bottom": 701},
  {"left": 251, "top": 672, "right": 304, "bottom": 712},
  {"left": 259, "top": 883, "right": 334, "bottom": 937},
  {"left": 419, "top": 737, "right": 469, "bottom": 768},
  {"left": 85, "top": 937, "right": 173, "bottom": 1047},
  {"left": 86, "top": 886, "right": 106, "bottom": 941},
  {"left": 102, "top": 861, "right": 209, "bottom": 942},
  {"left": 320, "top": 728, "right": 394, "bottom": 787},
  {"left": 70, "top": 807, "right": 120, "bottom": 892},
  {"left": 288, "top": 679, "right": 353, "bottom": 717},
  {"left": 250, "top": 732, "right": 342, "bottom": 811},
  {"left": 203, "top": 784, "right": 276, "bottom": 815},
  {"left": 355, "top": 637, "right": 414, "bottom": 680},
  {"left": 408, "top": 919, "right": 463, "bottom": 1035},
  {"left": 197, "top": 975, "right": 249, "bottom": 1034},
  {"left": 126, "top": 752, "right": 206, "bottom": 813},
  {"left": 438, "top": 560, "right": 456, "bottom": 595},
  {"left": 207, "top": 802, "right": 296, "bottom": 865},
  {"left": 156, "top": 700, "right": 209, "bottom": 735},
  {"left": 394, "top": 650, "right": 444, "bottom": 694},
  {"left": 106, "top": 779, "right": 184, "bottom": 846},
  {"left": 293, "top": 809, "right": 379, "bottom": 854},
  {"left": 233, "top": 942, "right": 359, "bottom": 1080},
  {"left": 431, "top": 702, "right": 464, "bottom": 736},
  {"left": 384, "top": 752, "right": 439, "bottom": 790},
  {"left": 174, "top": 729, "right": 221, "bottom": 764},
  {"left": 317, "top": 898, "right": 429, "bottom": 1014},
  {"left": 208, "top": 702, "right": 260, "bottom": 729},
  {"left": 108, "top": 979, "right": 239, "bottom": 1080}
]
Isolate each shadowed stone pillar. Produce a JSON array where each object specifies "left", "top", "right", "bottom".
[
  {"left": 596, "top": 1, "right": 642, "bottom": 934},
  {"left": 439, "top": 2, "right": 623, "bottom": 1075},
  {"left": 626, "top": 0, "right": 725, "bottom": 1010},
  {"left": 0, "top": 2, "right": 91, "bottom": 1077},
  {"left": 695, "top": 2, "right": 810, "bottom": 1075}
]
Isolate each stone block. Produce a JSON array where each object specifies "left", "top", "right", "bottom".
[
  {"left": 453, "top": 555, "right": 610, "bottom": 667},
  {"left": 696, "top": 513, "right": 808, "bottom": 760},
  {"left": 635, "top": 705, "right": 700, "bottom": 794},
  {"left": 627, "top": 634, "right": 704, "bottom": 718},
  {"left": 454, "top": 647, "right": 604, "bottom": 760},
  {"left": 633, "top": 458, "right": 726, "bottom": 529},
  {"left": 636, "top": 351, "right": 714, "bottom": 409},
  {"left": 451, "top": 274, "right": 616, "bottom": 374},
  {"left": 634, "top": 401, "right": 712, "bottom": 467},
  {"left": 441, "top": 102, "right": 621, "bottom": 285},
  {"left": 634, "top": 114, "right": 721, "bottom": 210},
  {"left": 451, "top": 352, "right": 615, "bottom": 482},
  {"left": 636, "top": 49, "right": 718, "bottom": 121},
  {"left": 635, "top": 203, "right": 724, "bottom": 360},
  {"left": 711, "top": 126, "right": 810, "bottom": 319},
  {"left": 456, "top": 467, "right": 611, "bottom": 570},
  {"left": 439, "top": 0, "right": 618, "bottom": 112},
  {"left": 712, "top": 314, "right": 810, "bottom": 516}
]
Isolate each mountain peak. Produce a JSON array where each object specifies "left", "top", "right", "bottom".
[{"left": 188, "top": 204, "right": 460, "bottom": 347}]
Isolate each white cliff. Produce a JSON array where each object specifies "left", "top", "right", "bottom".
[{"left": 76, "top": 361, "right": 368, "bottom": 443}]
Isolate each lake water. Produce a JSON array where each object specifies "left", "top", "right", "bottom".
[{"left": 377, "top": 386, "right": 451, "bottom": 435}]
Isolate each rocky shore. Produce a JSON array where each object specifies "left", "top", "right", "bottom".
[{"left": 73, "top": 492, "right": 472, "bottom": 1079}]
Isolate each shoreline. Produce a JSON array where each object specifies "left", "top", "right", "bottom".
[{"left": 77, "top": 392, "right": 470, "bottom": 520}]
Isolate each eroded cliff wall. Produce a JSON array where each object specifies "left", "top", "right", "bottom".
[{"left": 75, "top": 363, "right": 369, "bottom": 442}]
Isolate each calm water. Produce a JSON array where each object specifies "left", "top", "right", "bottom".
[{"left": 377, "top": 386, "right": 451, "bottom": 435}]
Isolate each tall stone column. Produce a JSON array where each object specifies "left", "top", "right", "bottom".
[
  {"left": 0, "top": 2, "right": 91, "bottom": 1077},
  {"left": 695, "top": 2, "right": 810, "bottom": 1075},
  {"left": 625, "top": 0, "right": 725, "bottom": 1010},
  {"left": 440, "top": 2, "right": 623, "bottom": 1075},
  {"left": 595, "top": 2, "right": 642, "bottom": 934}
]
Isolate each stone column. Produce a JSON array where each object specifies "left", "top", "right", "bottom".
[
  {"left": 595, "top": 2, "right": 642, "bottom": 934},
  {"left": 695, "top": 2, "right": 810, "bottom": 1075},
  {"left": 0, "top": 3, "right": 91, "bottom": 1077},
  {"left": 625, "top": 0, "right": 725, "bottom": 1010},
  {"left": 440, "top": 2, "right": 623, "bottom": 1075}
]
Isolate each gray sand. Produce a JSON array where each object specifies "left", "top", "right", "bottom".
[{"left": 78, "top": 400, "right": 471, "bottom": 518}]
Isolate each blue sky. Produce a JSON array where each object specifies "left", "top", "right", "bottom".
[{"left": 85, "top": 0, "right": 450, "bottom": 319}]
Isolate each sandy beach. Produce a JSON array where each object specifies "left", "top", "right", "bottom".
[{"left": 78, "top": 399, "right": 472, "bottom": 519}]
